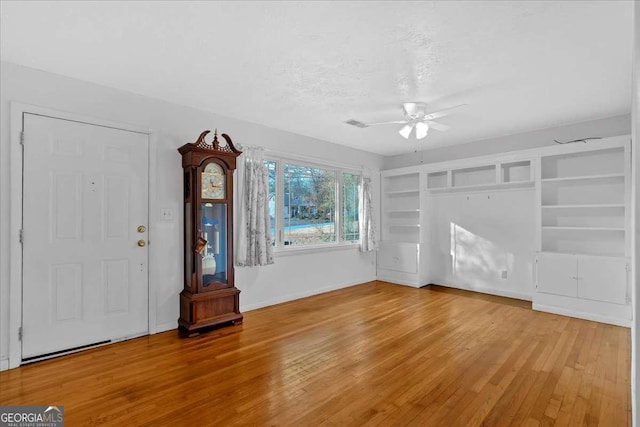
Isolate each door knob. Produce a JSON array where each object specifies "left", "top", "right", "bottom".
[
  {"left": 137, "top": 240, "right": 146, "bottom": 247},
  {"left": 137, "top": 225, "right": 146, "bottom": 233}
]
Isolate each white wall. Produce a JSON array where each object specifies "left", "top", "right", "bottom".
[
  {"left": 384, "top": 114, "right": 631, "bottom": 170},
  {"left": 426, "top": 189, "right": 535, "bottom": 300},
  {"left": 0, "top": 61, "right": 383, "bottom": 366}
]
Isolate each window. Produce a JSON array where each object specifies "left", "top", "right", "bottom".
[
  {"left": 342, "top": 173, "right": 360, "bottom": 242},
  {"left": 266, "top": 160, "right": 277, "bottom": 240},
  {"left": 284, "top": 164, "right": 336, "bottom": 245},
  {"left": 264, "top": 158, "right": 360, "bottom": 249}
]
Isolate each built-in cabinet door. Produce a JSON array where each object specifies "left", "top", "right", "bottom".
[
  {"left": 378, "top": 242, "right": 419, "bottom": 273},
  {"left": 536, "top": 253, "right": 577, "bottom": 297},
  {"left": 578, "top": 257, "right": 628, "bottom": 305}
]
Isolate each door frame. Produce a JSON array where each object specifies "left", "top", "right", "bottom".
[{"left": 9, "top": 102, "right": 158, "bottom": 369}]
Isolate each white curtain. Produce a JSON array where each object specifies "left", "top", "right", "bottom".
[
  {"left": 359, "top": 172, "right": 377, "bottom": 252},
  {"left": 235, "top": 146, "right": 274, "bottom": 267}
]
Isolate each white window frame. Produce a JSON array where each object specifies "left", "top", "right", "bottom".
[{"left": 265, "top": 155, "right": 361, "bottom": 253}]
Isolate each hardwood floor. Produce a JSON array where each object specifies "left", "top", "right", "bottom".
[{"left": 0, "top": 281, "right": 630, "bottom": 426}]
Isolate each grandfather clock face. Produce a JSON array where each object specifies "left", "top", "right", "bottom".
[{"left": 201, "top": 162, "right": 225, "bottom": 199}]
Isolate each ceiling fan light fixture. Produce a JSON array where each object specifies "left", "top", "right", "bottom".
[
  {"left": 415, "top": 122, "right": 429, "bottom": 139},
  {"left": 399, "top": 124, "right": 413, "bottom": 139},
  {"left": 403, "top": 102, "right": 428, "bottom": 119}
]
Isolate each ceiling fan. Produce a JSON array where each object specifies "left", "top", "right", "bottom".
[{"left": 345, "top": 102, "right": 466, "bottom": 140}]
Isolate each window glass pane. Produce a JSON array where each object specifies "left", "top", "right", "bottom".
[
  {"left": 283, "top": 164, "right": 336, "bottom": 245},
  {"left": 342, "top": 173, "right": 360, "bottom": 242},
  {"left": 265, "top": 160, "right": 277, "bottom": 244}
]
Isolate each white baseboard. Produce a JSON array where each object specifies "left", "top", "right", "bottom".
[
  {"left": 429, "top": 282, "right": 532, "bottom": 302},
  {"left": 377, "top": 278, "right": 421, "bottom": 288},
  {"left": 0, "top": 358, "right": 9, "bottom": 371},
  {"left": 532, "top": 303, "right": 632, "bottom": 327},
  {"left": 155, "top": 321, "right": 178, "bottom": 334},
  {"left": 240, "top": 277, "right": 376, "bottom": 312},
  {"left": 376, "top": 269, "right": 421, "bottom": 288}
]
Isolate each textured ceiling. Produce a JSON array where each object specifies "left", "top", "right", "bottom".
[{"left": 0, "top": 1, "right": 633, "bottom": 156}]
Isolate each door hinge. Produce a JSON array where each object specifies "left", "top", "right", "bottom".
[
  {"left": 20, "top": 131, "right": 24, "bottom": 146},
  {"left": 19, "top": 229, "right": 24, "bottom": 244},
  {"left": 18, "top": 327, "right": 22, "bottom": 341}
]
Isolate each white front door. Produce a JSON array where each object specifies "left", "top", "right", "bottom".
[{"left": 22, "top": 113, "right": 149, "bottom": 359}]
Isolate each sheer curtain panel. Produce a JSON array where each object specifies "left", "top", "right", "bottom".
[
  {"left": 359, "top": 172, "right": 377, "bottom": 252},
  {"left": 235, "top": 146, "right": 274, "bottom": 267}
]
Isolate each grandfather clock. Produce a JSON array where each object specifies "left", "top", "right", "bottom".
[{"left": 178, "top": 130, "right": 243, "bottom": 336}]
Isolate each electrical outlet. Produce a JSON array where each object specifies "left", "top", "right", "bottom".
[
  {"left": 160, "top": 208, "right": 174, "bottom": 221},
  {"left": 500, "top": 270, "right": 508, "bottom": 279}
]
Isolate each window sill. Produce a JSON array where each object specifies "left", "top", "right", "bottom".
[{"left": 274, "top": 242, "right": 360, "bottom": 257}]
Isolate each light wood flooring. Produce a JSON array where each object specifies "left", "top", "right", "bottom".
[{"left": 0, "top": 281, "right": 630, "bottom": 426}]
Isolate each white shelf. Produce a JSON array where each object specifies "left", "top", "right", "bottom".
[
  {"left": 429, "top": 180, "right": 534, "bottom": 194},
  {"left": 387, "top": 223, "right": 420, "bottom": 228},
  {"left": 384, "top": 189, "right": 420, "bottom": 195},
  {"left": 541, "top": 173, "right": 624, "bottom": 183},
  {"left": 540, "top": 147, "right": 625, "bottom": 180},
  {"left": 427, "top": 171, "right": 448, "bottom": 189},
  {"left": 501, "top": 161, "right": 531, "bottom": 183},
  {"left": 542, "top": 226, "right": 625, "bottom": 232},
  {"left": 382, "top": 239, "right": 421, "bottom": 244},
  {"left": 538, "top": 250, "right": 627, "bottom": 259},
  {"left": 452, "top": 164, "right": 495, "bottom": 187},
  {"left": 541, "top": 204, "right": 625, "bottom": 209}
]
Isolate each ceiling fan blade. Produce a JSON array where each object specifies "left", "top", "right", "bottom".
[
  {"left": 398, "top": 123, "right": 414, "bottom": 139},
  {"left": 426, "top": 120, "right": 450, "bottom": 132},
  {"left": 344, "top": 119, "right": 369, "bottom": 128},
  {"left": 423, "top": 104, "right": 467, "bottom": 121},
  {"left": 415, "top": 122, "right": 429, "bottom": 139},
  {"left": 365, "top": 120, "right": 409, "bottom": 126},
  {"left": 345, "top": 119, "right": 408, "bottom": 128}
]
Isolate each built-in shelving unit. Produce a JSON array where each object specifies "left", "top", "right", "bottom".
[
  {"left": 534, "top": 138, "right": 631, "bottom": 326},
  {"left": 378, "top": 134, "right": 632, "bottom": 325},
  {"left": 501, "top": 161, "right": 531, "bottom": 183},
  {"left": 426, "top": 171, "right": 447, "bottom": 189},
  {"left": 379, "top": 171, "right": 423, "bottom": 286},
  {"left": 382, "top": 172, "right": 420, "bottom": 244},
  {"left": 426, "top": 160, "right": 533, "bottom": 192},
  {"left": 539, "top": 146, "right": 627, "bottom": 258}
]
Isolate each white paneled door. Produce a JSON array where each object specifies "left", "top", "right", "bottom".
[{"left": 22, "top": 113, "right": 149, "bottom": 359}]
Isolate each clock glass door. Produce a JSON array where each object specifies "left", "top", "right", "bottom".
[{"left": 201, "top": 202, "right": 227, "bottom": 287}]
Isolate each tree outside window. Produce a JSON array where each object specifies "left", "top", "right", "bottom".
[
  {"left": 284, "top": 164, "right": 336, "bottom": 245},
  {"left": 264, "top": 159, "right": 360, "bottom": 248}
]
